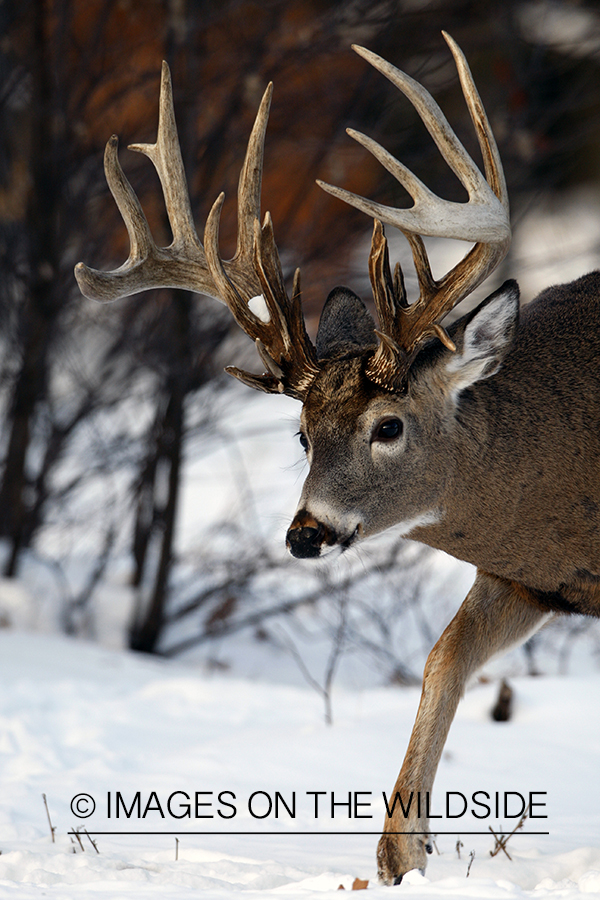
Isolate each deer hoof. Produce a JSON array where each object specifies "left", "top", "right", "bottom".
[{"left": 376, "top": 832, "right": 428, "bottom": 885}]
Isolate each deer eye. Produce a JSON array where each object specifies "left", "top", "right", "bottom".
[
  {"left": 373, "top": 418, "right": 403, "bottom": 442},
  {"left": 297, "top": 431, "right": 309, "bottom": 452}
]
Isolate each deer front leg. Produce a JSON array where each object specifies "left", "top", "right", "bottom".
[{"left": 377, "top": 571, "right": 549, "bottom": 885}]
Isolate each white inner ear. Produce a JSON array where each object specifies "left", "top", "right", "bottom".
[{"left": 446, "top": 290, "right": 517, "bottom": 394}]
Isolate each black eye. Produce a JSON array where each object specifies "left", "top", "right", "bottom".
[
  {"left": 374, "top": 418, "right": 403, "bottom": 442},
  {"left": 298, "top": 431, "right": 309, "bottom": 452}
]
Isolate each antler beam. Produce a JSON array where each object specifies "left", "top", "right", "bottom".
[
  {"left": 75, "top": 62, "right": 319, "bottom": 400},
  {"left": 318, "top": 32, "right": 511, "bottom": 391},
  {"left": 75, "top": 62, "right": 256, "bottom": 303}
]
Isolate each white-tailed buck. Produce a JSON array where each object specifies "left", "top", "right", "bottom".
[{"left": 76, "top": 34, "right": 600, "bottom": 884}]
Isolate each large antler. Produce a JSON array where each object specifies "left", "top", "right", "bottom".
[
  {"left": 317, "top": 32, "right": 511, "bottom": 390},
  {"left": 75, "top": 62, "right": 319, "bottom": 400}
]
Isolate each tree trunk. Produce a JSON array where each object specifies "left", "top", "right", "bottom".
[
  {"left": 129, "top": 384, "right": 184, "bottom": 653},
  {"left": 0, "top": 0, "right": 60, "bottom": 575}
]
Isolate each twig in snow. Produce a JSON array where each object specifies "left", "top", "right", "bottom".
[
  {"left": 70, "top": 830, "right": 85, "bottom": 851},
  {"left": 489, "top": 813, "right": 528, "bottom": 859},
  {"left": 82, "top": 828, "right": 99, "bottom": 853},
  {"left": 42, "top": 794, "right": 56, "bottom": 843},
  {"left": 466, "top": 849, "right": 475, "bottom": 877}
]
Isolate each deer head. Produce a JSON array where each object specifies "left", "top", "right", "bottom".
[
  {"left": 75, "top": 34, "right": 511, "bottom": 560},
  {"left": 285, "top": 34, "right": 513, "bottom": 558}
]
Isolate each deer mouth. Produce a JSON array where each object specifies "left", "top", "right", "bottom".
[{"left": 340, "top": 524, "right": 361, "bottom": 552}]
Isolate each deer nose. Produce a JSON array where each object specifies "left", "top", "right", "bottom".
[{"left": 286, "top": 510, "right": 333, "bottom": 559}]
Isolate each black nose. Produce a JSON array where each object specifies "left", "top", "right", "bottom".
[
  {"left": 286, "top": 510, "right": 333, "bottom": 559},
  {"left": 286, "top": 524, "right": 325, "bottom": 559}
]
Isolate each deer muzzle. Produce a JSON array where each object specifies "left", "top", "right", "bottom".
[{"left": 286, "top": 509, "right": 336, "bottom": 559}]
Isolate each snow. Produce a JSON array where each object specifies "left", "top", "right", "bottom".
[
  {"left": 0, "top": 628, "right": 600, "bottom": 898},
  {"left": 248, "top": 294, "right": 271, "bottom": 324}
]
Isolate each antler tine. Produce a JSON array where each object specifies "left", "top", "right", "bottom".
[
  {"left": 74, "top": 135, "right": 155, "bottom": 301},
  {"left": 235, "top": 82, "right": 272, "bottom": 261},
  {"left": 442, "top": 32, "right": 507, "bottom": 208},
  {"left": 128, "top": 61, "right": 201, "bottom": 253}
]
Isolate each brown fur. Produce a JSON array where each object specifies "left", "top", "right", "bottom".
[{"left": 286, "top": 272, "right": 600, "bottom": 883}]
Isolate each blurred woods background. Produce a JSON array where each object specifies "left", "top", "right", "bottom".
[{"left": 1, "top": 0, "right": 600, "bottom": 694}]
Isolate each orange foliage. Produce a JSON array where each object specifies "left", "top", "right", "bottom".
[{"left": 4, "top": 0, "right": 388, "bottom": 320}]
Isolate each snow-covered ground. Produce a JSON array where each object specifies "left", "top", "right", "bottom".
[{"left": 1, "top": 628, "right": 600, "bottom": 898}]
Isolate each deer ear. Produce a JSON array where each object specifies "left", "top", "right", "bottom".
[
  {"left": 444, "top": 280, "right": 519, "bottom": 393},
  {"left": 316, "top": 287, "right": 377, "bottom": 360}
]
